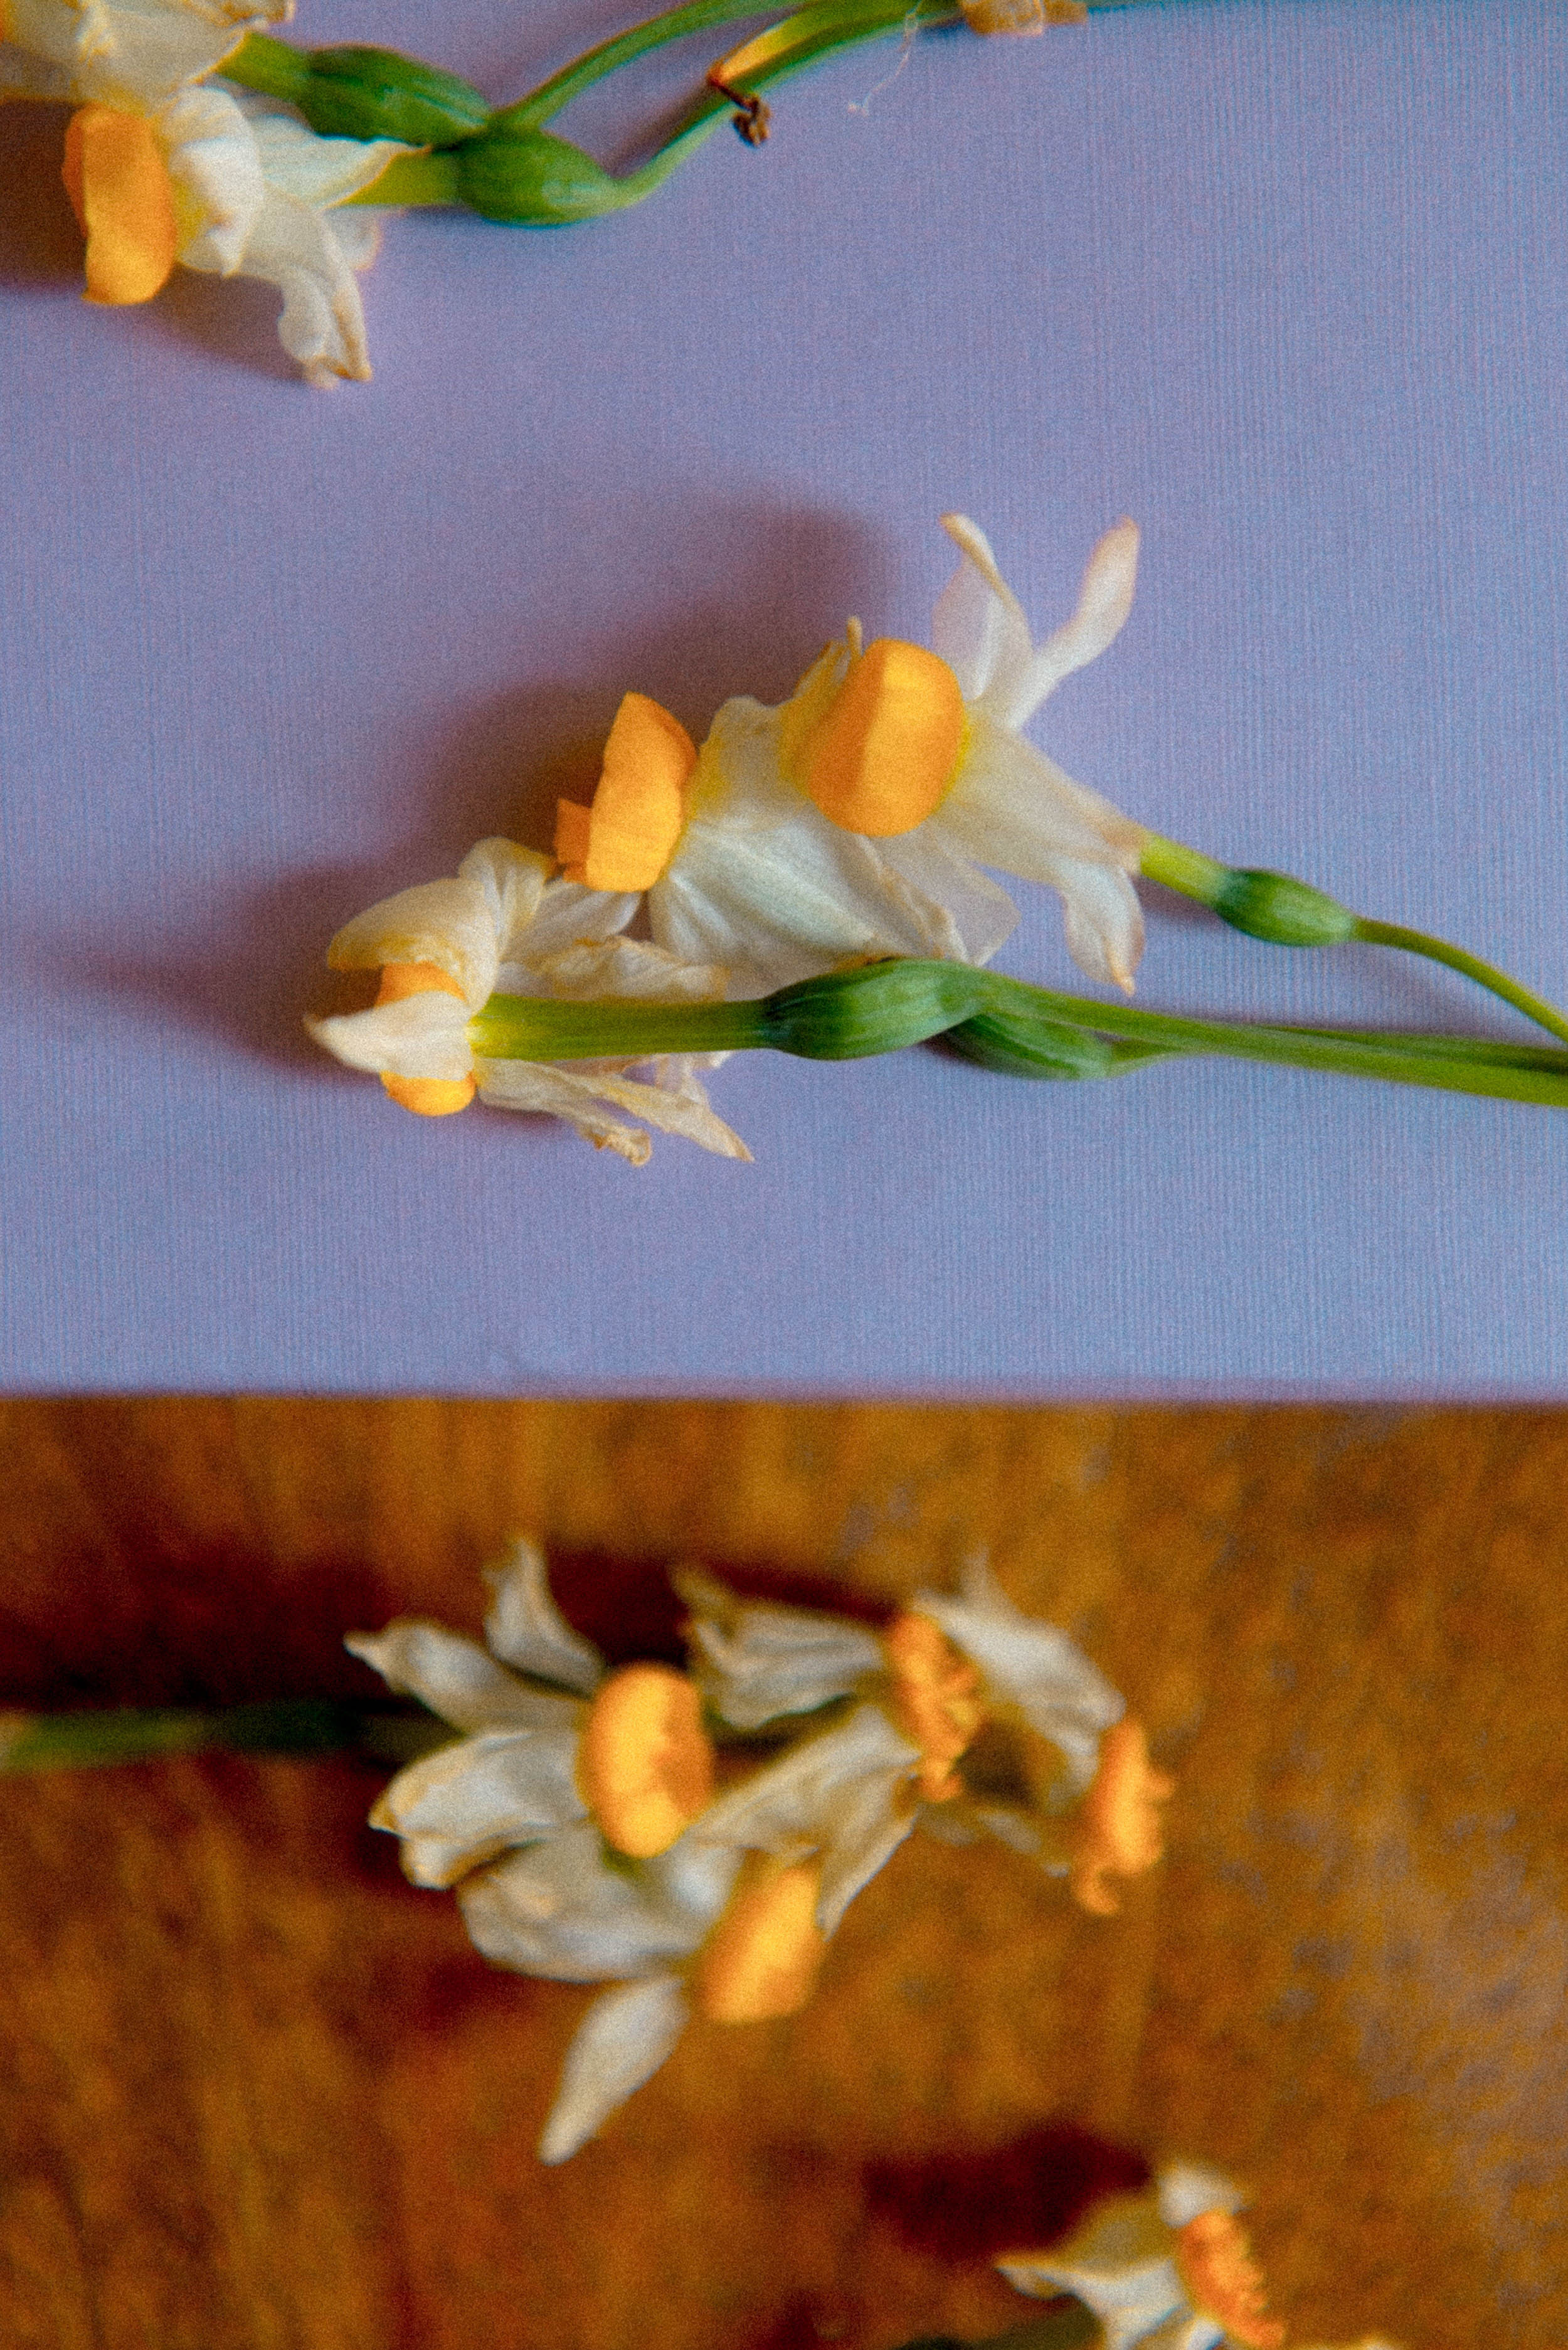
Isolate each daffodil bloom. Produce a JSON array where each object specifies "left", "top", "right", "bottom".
[
  {"left": 998, "top": 2165, "right": 1289, "bottom": 2350},
  {"left": 305, "top": 838, "right": 750, "bottom": 1165},
  {"left": 552, "top": 518, "right": 1147, "bottom": 997},
  {"left": 681, "top": 1556, "right": 1172, "bottom": 1920},
  {"left": 349, "top": 1541, "right": 869, "bottom": 2161},
  {"left": 1, "top": 0, "right": 410, "bottom": 382}
]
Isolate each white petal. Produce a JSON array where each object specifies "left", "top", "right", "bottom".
[
  {"left": 1057, "top": 858, "right": 1147, "bottom": 995},
  {"left": 934, "top": 513, "right": 1036, "bottom": 707},
  {"left": 910, "top": 1590, "right": 1123, "bottom": 1792},
  {"left": 526, "top": 935, "right": 728, "bottom": 1004},
  {"left": 940, "top": 716, "right": 1146, "bottom": 875},
  {"left": 537, "top": 1976, "right": 691, "bottom": 2164},
  {"left": 161, "top": 81, "right": 263, "bottom": 272},
  {"left": 369, "top": 1727, "right": 588, "bottom": 1887},
  {"left": 474, "top": 1059, "right": 751, "bottom": 1163},
  {"left": 997, "top": 2244, "right": 1189, "bottom": 2350},
  {"left": 224, "top": 184, "right": 373, "bottom": 385},
  {"left": 455, "top": 839, "right": 553, "bottom": 965},
  {"left": 675, "top": 1569, "right": 886, "bottom": 1730},
  {"left": 813, "top": 1768, "right": 917, "bottom": 1935},
  {"left": 74, "top": 0, "right": 283, "bottom": 107},
  {"left": 650, "top": 811, "right": 960, "bottom": 994},
  {"left": 1156, "top": 2164, "right": 1245, "bottom": 2229},
  {"left": 2, "top": 0, "right": 111, "bottom": 81},
  {"left": 326, "top": 873, "right": 500, "bottom": 1006},
  {"left": 458, "top": 1824, "right": 718, "bottom": 1982},
  {"left": 514, "top": 878, "right": 639, "bottom": 959},
  {"left": 305, "top": 992, "right": 472, "bottom": 1082},
  {"left": 482, "top": 1536, "right": 604, "bottom": 1694},
  {"left": 238, "top": 97, "right": 410, "bottom": 208},
  {"left": 869, "top": 830, "right": 1022, "bottom": 967},
  {"left": 345, "top": 1622, "right": 584, "bottom": 1735},
  {"left": 1000, "top": 519, "right": 1140, "bottom": 730},
  {"left": 694, "top": 1704, "right": 919, "bottom": 1856}
]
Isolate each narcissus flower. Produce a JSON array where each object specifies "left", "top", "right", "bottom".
[
  {"left": 305, "top": 838, "right": 750, "bottom": 1164},
  {"left": 680, "top": 1556, "right": 1172, "bottom": 1921},
  {"left": 999, "top": 2164, "right": 1288, "bottom": 2350},
  {"left": 350, "top": 1541, "right": 868, "bottom": 2161},
  {"left": 1, "top": 0, "right": 409, "bottom": 382},
  {"left": 553, "top": 518, "right": 1147, "bottom": 996}
]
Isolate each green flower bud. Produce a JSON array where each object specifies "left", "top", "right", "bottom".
[
  {"left": 1210, "top": 868, "right": 1359, "bottom": 948},
  {"left": 942, "top": 1008, "right": 1168, "bottom": 1081},
  {"left": 758, "top": 961, "right": 991, "bottom": 1060},
  {"left": 453, "top": 122, "right": 633, "bottom": 225},
  {"left": 225, "top": 35, "right": 490, "bottom": 147}
]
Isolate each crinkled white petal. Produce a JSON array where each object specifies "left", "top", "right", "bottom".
[
  {"left": 511, "top": 878, "right": 639, "bottom": 960},
  {"left": 237, "top": 95, "right": 408, "bottom": 208},
  {"left": 161, "top": 80, "right": 263, "bottom": 271},
  {"left": 474, "top": 1058, "right": 750, "bottom": 1164},
  {"left": 458, "top": 1823, "right": 726, "bottom": 1982},
  {"left": 997, "top": 2244, "right": 1190, "bottom": 2350},
  {"left": 524, "top": 935, "right": 728, "bottom": 1006},
  {"left": 345, "top": 1622, "right": 585, "bottom": 1736},
  {"left": 455, "top": 839, "right": 554, "bottom": 969},
  {"left": 326, "top": 873, "right": 501, "bottom": 1006},
  {"left": 369, "top": 1727, "right": 588, "bottom": 1888},
  {"left": 933, "top": 513, "right": 1037, "bottom": 708},
  {"left": 209, "top": 182, "right": 371, "bottom": 385},
  {"left": 650, "top": 809, "right": 965, "bottom": 996},
  {"left": 537, "top": 1975, "right": 691, "bottom": 2164},
  {"left": 3, "top": 0, "right": 112, "bottom": 70},
  {"left": 305, "top": 992, "right": 473, "bottom": 1082},
  {"left": 911, "top": 1585, "right": 1123, "bottom": 1792},
  {"left": 1156, "top": 2164, "right": 1245, "bottom": 2230},
  {"left": 676, "top": 1569, "right": 886, "bottom": 1729},
  {"left": 482, "top": 1536, "right": 605, "bottom": 1695},
  {"left": 694, "top": 1704, "right": 919, "bottom": 1858},
  {"left": 998, "top": 518, "right": 1140, "bottom": 731},
  {"left": 73, "top": 0, "right": 286, "bottom": 109}
]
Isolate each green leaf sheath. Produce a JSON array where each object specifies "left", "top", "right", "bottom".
[
  {"left": 0, "top": 1702, "right": 455, "bottom": 1773},
  {"left": 1139, "top": 833, "right": 1568, "bottom": 1048},
  {"left": 467, "top": 961, "right": 1568, "bottom": 1107}
]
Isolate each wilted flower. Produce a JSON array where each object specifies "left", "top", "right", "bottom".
[
  {"left": 350, "top": 1541, "right": 877, "bottom": 2160},
  {"left": 1, "top": 0, "right": 410, "bottom": 382},
  {"left": 680, "top": 1555, "right": 1172, "bottom": 1920},
  {"left": 305, "top": 837, "right": 750, "bottom": 1164},
  {"left": 553, "top": 517, "right": 1147, "bottom": 996}
]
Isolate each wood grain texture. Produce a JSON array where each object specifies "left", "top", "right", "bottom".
[{"left": 1, "top": 1400, "right": 1564, "bottom": 2349}]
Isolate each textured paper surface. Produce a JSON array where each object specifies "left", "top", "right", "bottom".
[{"left": 1, "top": 0, "right": 1564, "bottom": 1393}]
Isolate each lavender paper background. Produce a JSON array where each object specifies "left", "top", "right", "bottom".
[{"left": 1, "top": 0, "right": 1564, "bottom": 1396}]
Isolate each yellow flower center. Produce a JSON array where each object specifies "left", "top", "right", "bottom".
[
  {"left": 1069, "top": 1716, "right": 1175, "bottom": 1916},
  {"left": 1175, "top": 2211, "right": 1286, "bottom": 2350},
  {"left": 694, "top": 1853, "right": 827, "bottom": 2022},
  {"left": 576, "top": 1663, "right": 715, "bottom": 1858},
  {"left": 374, "top": 962, "right": 476, "bottom": 1119},
  {"left": 555, "top": 692, "right": 699, "bottom": 891},
  {"left": 61, "top": 106, "right": 179, "bottom": 306},
  {"left": 885, "top": 1610, "right": 985, "bottom": 1802},
  {"left": 797, "top": 637, "right": 967, "bottom": 837}
]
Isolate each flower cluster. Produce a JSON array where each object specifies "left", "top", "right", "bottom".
[
  {"left": 347, "top": 1541, "right": 1171, "bottom": 2161},
  {"left": 1, "top": 0, "right": 411, "bottom": 381},
  {"left": 308, "top": 515, "right": 1147, "bottom": 1159},
  {"left": 998, "top": 2164, "right": 1401, "bottom": 2350}
]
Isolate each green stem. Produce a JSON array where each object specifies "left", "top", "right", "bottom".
[
  {"left": 468, "top": 960, "right": 1568, "bottom": 1108},
  {"left": 0, "top": 1701, "right": 452, "bottom": 1773},
  {"left": 501, "top": 0, "right": 832, "bottom": 129}
]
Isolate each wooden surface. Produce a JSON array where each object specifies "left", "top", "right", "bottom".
[{"left": 2, "top": 1400, "right": 1565, "bottom": 2349}]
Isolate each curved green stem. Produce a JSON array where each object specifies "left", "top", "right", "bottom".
[
  {"left": 1350, "top": 917, "right": 1568, "bottom": 1050},
  {"left": 1140, "top": 833, "right": 1568, "bottom": 1050},
  {"left": 502, "top": 0, "right": 824, "bottom": 128}
]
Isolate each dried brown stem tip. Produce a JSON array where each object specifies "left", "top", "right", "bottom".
[{"left": 706, "top": 73, "right": 771, "bottom": 144}]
